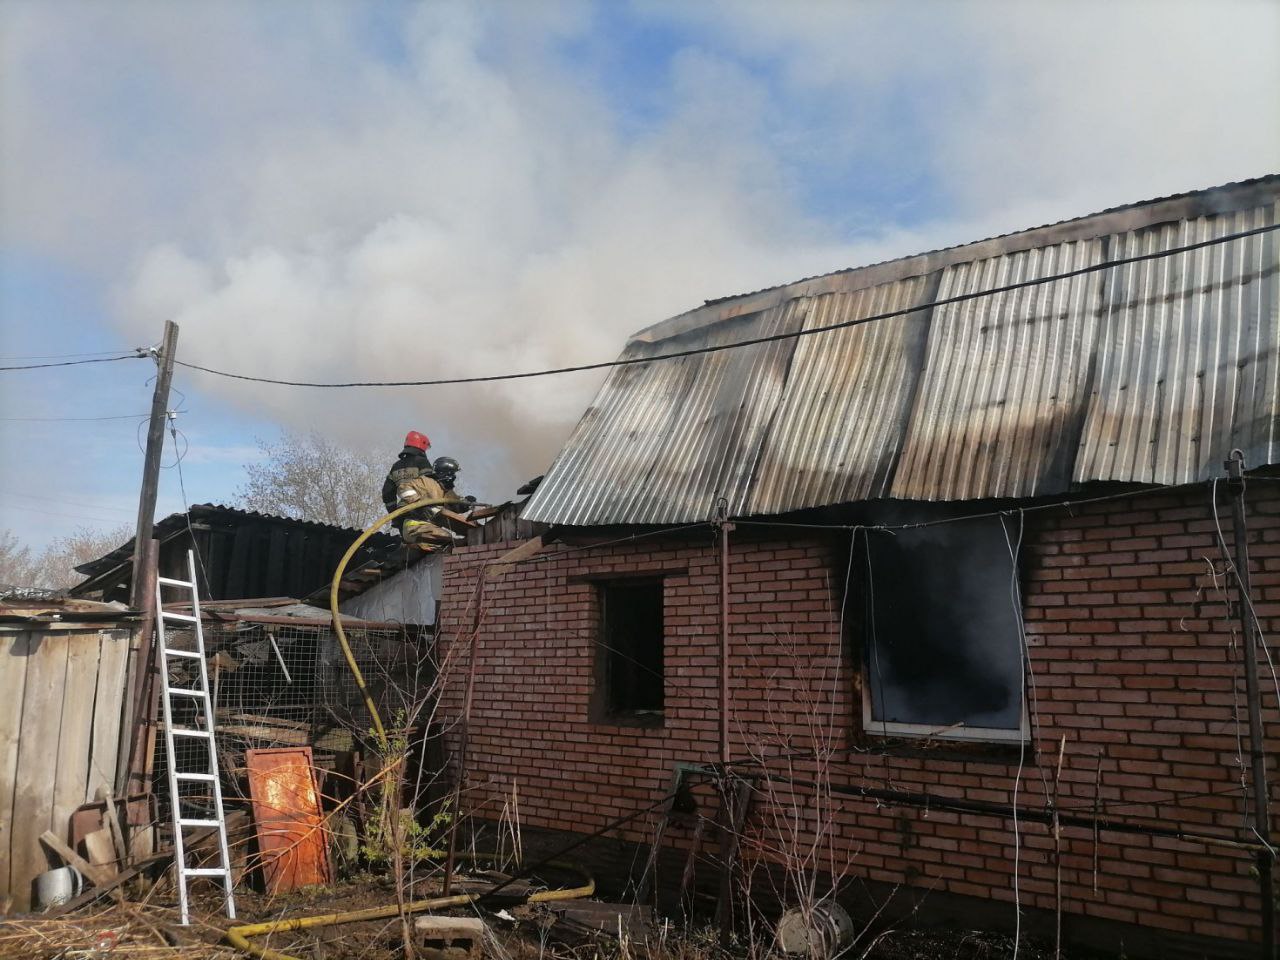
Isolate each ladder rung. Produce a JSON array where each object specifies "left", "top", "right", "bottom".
[
  {"left": 170, "top": 728, "right": 211, "bottom": 738},
  {"left": 182, "top": 867, "right": 231, "bottom": 878},
  {"left": 178, "top": 818, "right": 221, "bottom": 828},
  {"left": 174, "top": 772, "right": 217, "bottom": 782},
  {"left": 158, "top": 577, "right": 194, "bottom": 588},
  {"left": 164, "top": 648, "right": 202, "bottom": 659},
  {"left": 168, "top": 688, "right": 209, "bottom": 698},
  {"left": 161, "top": 611, "right": 199, "bottom": 623}
]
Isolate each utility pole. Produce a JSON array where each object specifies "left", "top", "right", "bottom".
[
  {"left": 1226, "top": 450, "right": 1275, "bottom": 960},
  {"left": 130, "top": 321, "right": 179, "bottom": 608}
]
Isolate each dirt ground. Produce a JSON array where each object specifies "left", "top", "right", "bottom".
[{"left": 0, "top": 876, "right": 1110, "bottom": 960}]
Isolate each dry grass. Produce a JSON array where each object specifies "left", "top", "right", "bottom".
[{"left": 0, "top": 901, "right": 238, "bottom": 959}]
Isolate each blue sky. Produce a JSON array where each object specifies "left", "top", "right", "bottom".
[{"left": 1, "top": 0, "right": 1277, "bottom": 550}]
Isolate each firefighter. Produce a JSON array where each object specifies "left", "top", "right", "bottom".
[
  {"left": 382, "top": 431, "right": 454, "bottom": 546},
  {"left": 432, "top": 456, "right": 461, "bottom": 494}
]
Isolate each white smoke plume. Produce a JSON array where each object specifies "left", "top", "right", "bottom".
[{"left": 3, "top": 0, "right": 1276, "bottom": 501}]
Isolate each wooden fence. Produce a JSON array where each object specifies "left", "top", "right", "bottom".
[{"left": 0, "top": 622, "right": 136, "bottom": 911}]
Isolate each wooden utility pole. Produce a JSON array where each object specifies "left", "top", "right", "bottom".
[
  {"left": 1226, "top": 450, "right": 1275, "bottom": 960},
  {"left": 130, "top": 321, "right": 179, "bottom": 608}
]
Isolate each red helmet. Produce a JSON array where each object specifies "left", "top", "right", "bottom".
[{"left": 404, "top": 430, "right": 430, "bottom": 451}]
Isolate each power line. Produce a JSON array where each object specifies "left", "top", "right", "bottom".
[
  {"left": 0, "top": 412, "right": 154, "bottom": 422},
  {"left": 1, "top": 488, "right": 137, "bottom": 516},
  {"left": 0, "top": 353, "right": 144, "bottom": 372},
  {"left": 0, "top": 501, "right": 133, "bottom": 526},
  {"left": 0, "top": 349, "right": 142, "bottom": 361},
  {"left": 171, "top": 221, "right": 1280, "bottom": 389}
]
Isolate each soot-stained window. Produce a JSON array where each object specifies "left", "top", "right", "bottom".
[
  {"left": 595, "top": 578, "right": 664, "bottom": 721},
  {"left": 862, "top": 514, "right": 1026, "bottom": 742}
]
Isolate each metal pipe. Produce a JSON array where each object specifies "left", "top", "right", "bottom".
[
  {"left": 715, "top": 505, "right": 736, "bottom": 943},
  {"left": 442, "top": 572, "right": 486, "bottom": 896},
  {"left": 1226, "top": 451, "right": 1275, "bottom": 959},
  {"left": 718, "top": 507, "right": 734, "bottom": 767},
  {"left": 766, "top": 773, "right": 1270, "bottom": 853}
]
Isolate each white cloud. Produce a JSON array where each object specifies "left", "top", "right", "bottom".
[{"left": 3, "top": 0, "right": 1277, "bottom": 501}]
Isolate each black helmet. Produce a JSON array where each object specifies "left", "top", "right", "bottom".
[{"left": 434, "top": 456, "right": 460, "bottom": 476}]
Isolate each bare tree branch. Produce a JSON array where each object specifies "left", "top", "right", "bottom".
[{"left": 236, "top": 430, "right": 386, "bottom": 528}]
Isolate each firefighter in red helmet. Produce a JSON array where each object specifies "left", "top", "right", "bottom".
[{"left": 382, "top": 431, "right": 454, "bottom": 546}]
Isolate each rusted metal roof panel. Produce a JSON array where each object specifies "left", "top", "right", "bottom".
[
  {"left": 1074, "top": 203, "right": 1280, "bottom": 485},
  {"left": 523, "top": 179, "right": 1280, "bottom": 526}
]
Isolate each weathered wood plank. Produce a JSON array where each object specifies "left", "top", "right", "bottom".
[
  {"left": 10, "top": 632, "right": 70, "bottom": 910},
  {"left": 39, "top": 830, "right": 119, "bottom": 893},
  {"left": 52, "top": 636, "right": 101, "bottom": 841},
  {"left": 0, "top": 632, "right": 34, "bottom": 907},
  {"left": 88, "top": 630, "right": 131, "bottom": 799}
]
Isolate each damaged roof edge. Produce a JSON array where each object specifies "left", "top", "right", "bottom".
[{"left": 632, "top": 175, "right": 1280, "bottom": 349}]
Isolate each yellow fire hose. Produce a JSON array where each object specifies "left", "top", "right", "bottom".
[
  {"left": 224, "top": 857, "right": 595, "bottom": 960},
  {"left": 224, "top": 510, "right": 594, "bottom": 959},
  {"left": 327, "top": 497, "right": 458, "bottom": 741}
]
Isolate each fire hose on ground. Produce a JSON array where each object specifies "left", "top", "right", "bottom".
[{"left": 224, "top": 856, "right": 595, "bottom": 960}]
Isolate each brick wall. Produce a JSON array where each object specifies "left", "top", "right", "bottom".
[{"left": 437, "top": 482, "right": 1280, "bottom": 954}]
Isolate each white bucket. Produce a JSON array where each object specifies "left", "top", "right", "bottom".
[
  {"left": 776, "top": 902, "right": 856, "bottom": 959},
  {"left": 34, "top": 865, "right": 83, "bottom": 909}
]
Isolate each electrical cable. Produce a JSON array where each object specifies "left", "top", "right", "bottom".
[
  {"left": 1002, "top": 511, "right": 1029, "bottom": 960},
  {"left": 0, "top": 349, "right": 138, "bottom": 361},
  {"left": 167, "top": 415, "right": 213, "bottom": 598},
  {"left": 0, "top": 353, "right": 143, "bottom": 372},
  {"left": 0, "top": 488, "right": 135, "bottom": 516},
  {"left": 1210, "top": 475, "right": 1280, "bottom": 715},
  {"left": 0, "top": 502, "right": 132, "bottom": 525},
  {"left": 171, "top": 221, "right": 1280, "bottom": 389},
  {"left": 729, "top": 478, "right": 1216, "bottom": 534},
  {"left": 0, "top": 412, "right": 155, "bottom": 423}
]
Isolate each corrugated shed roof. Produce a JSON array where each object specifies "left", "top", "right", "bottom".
[
  {"left": 524, "top": 177, "right": 1280, "bottom": 526},
  {"left": 74, "top": 503, "right": 373, "bottom": 578}
]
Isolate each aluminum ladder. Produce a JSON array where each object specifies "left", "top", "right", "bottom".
[{"left": 156, "top": 550, "right": 236, "bottom": 925}]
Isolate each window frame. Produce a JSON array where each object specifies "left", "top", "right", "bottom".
[
  {"left": 859, "top": 677, "right": 1030, "bottom": 744},
  {"left": 855, "top": 512, "right": 1032, "bottom": 746},
  {"left": 584, "top": 572, "right": 671, "bottom": 726}
]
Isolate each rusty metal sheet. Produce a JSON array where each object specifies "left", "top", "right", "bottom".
[{"left": 245, "top": 746, "right": 330, "bottom": 893}]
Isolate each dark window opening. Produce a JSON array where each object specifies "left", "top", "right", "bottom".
[
  {"left": 596, "top": 578, "right": 664, "bottom": 720},
  {"left": 862, "top": 514, "right": 1026, "bottom": 742}
]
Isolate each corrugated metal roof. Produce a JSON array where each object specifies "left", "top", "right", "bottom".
[
  {"left": 892, "top": 238, "right": 1105, "bottom": 500},
  {"left": 1075, "top": 205, "right": 1280, "bottom": 485},
  {"left": 524, "top": 178, "right": 1280, "bottom": 526}
]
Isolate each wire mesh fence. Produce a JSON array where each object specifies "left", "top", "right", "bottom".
[{"left": 152, "top": 617, "right": 442, "bottom": 872}]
